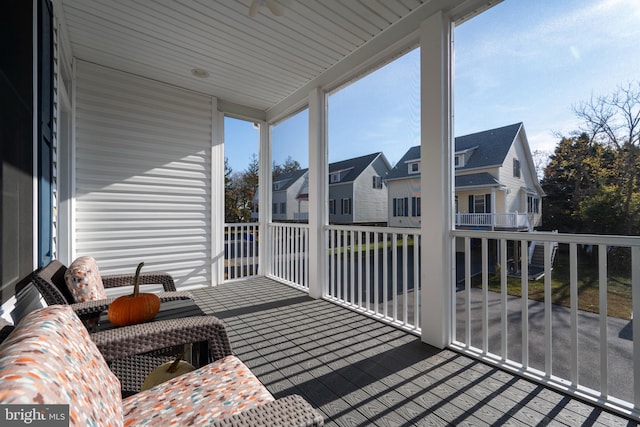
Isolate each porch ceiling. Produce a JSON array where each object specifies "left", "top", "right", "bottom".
[{"left": 58, "top": 0, "right": 496, "bottom": 120}]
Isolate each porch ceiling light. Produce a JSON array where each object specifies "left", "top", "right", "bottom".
[{"left": 191, "top": 68, "right": 210, "bottom": 78}]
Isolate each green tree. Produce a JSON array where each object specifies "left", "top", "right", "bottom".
[
  {"left": 225, "top": 154, "right": 260, "bottom": 223},
  {"left": 540, "top": 133, "right": 615, "bottom": 233},
  {"left": 272, "top": 156, "right": 301, "bottom": 178},
  {"left": 224, "top": 158, "right": 238, "bottom": 223}
]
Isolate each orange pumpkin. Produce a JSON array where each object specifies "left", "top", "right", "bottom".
[{"left": 107, "top": 262, "right": 161, "bottom": 326}]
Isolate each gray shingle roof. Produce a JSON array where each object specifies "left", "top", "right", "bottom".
[
  {"left": 455, "top": 173, "right": 500, "bottom": 188},
  {"left": 385, "top": 122, "right": 523, "bottom": 181},
  {"left": 272, "top": 168, "right": 308, "bottom": 191},
  {"left": 329, "top": 152, "right": 384, "bottom": 184}
]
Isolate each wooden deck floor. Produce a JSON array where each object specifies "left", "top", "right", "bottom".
[{"left": 191, "top": 277, "right": 634, "bottom": 427}]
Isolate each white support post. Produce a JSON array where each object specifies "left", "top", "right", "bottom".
[
  {"left": 211, "top": 101, "right": 224, "bottom": 286},
  {"left": 308, "top": 87, "right": 327, "bottom": 299},
  {"left": 257, "top": 120, "right": 271, "bottom": 277},
  {"left": 420, "top": 11, "right": 453, "bottom": 348}
]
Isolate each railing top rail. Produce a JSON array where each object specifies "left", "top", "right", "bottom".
[
  {"left": 326, "top": 224, "right": 421, "bottom": 234},
  {"left": 268, "top": 222, "right": 311, "bottom": 230},
  {"left": 452, "top": 229, "right": 640, "bottom": 246},
  {"left": 224, "top": 222, "right": 259, "bottom": 227}
]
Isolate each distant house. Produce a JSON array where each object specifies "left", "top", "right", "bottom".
[
  {"left": 326, "top": 152, "right": 391, "bottom": 224},
  {"left": 385, "top": 122, "right": 544, "bottom": 230},
  {"left": 271, "top": 169, "right": 309, "bottom": 221},
  {"left": 266, "top": 152, "right": 391, "bottom": 224}
]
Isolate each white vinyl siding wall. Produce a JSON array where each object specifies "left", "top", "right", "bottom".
[{"left": 74, "top": 62, "right": 213, "bottom": 289}]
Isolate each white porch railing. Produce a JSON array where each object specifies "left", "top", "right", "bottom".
[
  {"left": 451, "top": 229, "right": 640, "bottom": 420},
  {"left": 325, "top": 225, "right": 421, "bottom": 334},
  {"left": 456, "top": 212, "right": 530, "bottom": 229},
  {"left": 267, "top": 222, "right": 310, "bottom": 290},
  {"left": 224, "top": 223, "right": 259, "bottom": 281}
]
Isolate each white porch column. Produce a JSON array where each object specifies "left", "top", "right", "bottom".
[
  {"left": 491, "top": 187, "right": 497, "bottom": 230},
  {"left": 307, "top": 87, "right": 327, "bottom": 299},
  {"left": 420, "top": 11, "right": 454, "bottom": 348},
  {"left": 258, "top": 120, "right": 272, "bottom": 276},
  {"left": 211, "top": 103, "right": 224, "bottom": 286}
]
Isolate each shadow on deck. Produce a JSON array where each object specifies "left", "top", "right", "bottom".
[{"left": 191, "top": 278, "right": 633, "bottom": 427}]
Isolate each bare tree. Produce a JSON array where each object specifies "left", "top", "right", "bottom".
[
  {"left": 531, "top": 149, "right": 552, "bottom": 181},
  {"left": 573, "top": 82, "right": 640, "bottom": 233}
]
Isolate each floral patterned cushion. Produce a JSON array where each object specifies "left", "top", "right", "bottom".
[
  {"left": 0, "top": 305, "right": 123, "bottom": 427},
  {"left": 64, "top": 256, "right": 107, "bottom": 302},
  {"left": 122, "top": 355, "right": 274, "bottom": 425}
]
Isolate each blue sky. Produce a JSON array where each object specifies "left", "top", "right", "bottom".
[{"left": 225, "top": 0, "right": 640, "bottom": 174}]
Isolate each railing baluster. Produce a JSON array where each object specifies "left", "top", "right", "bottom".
[
  {"left": 545, "top": 241, "right": 554, "bottom": 377},
  {"left": 414, "top": 233, "right": 420, "bottom": 328},
  {"left": 633, "top": 246, "right": 640, "bottom": 409},
  {"left": 500, "top": 238, "right": 508, "bottom": 360},
  {"left": 383, "top": 231, "right": 388, "bottom": 319},
  {"left": 358, "top": 231, "right": 363, "bottom": 308},
  {"left": 482, "top": 238, "right": 489, "bottom": 352},
  {"left": 350, "top": 230, "right": 355, "bottom": 305},
  {"left": 599, "top": 244, "right": 608, "bottom": 398},
  {"left": 569, "top": 243, "right": 578, "bottom": 384},
  {"left": 374, "top": 231, "right": 379, "bottom": 315},
  {"left": 403, "top": 234, "right": 409, "bottom": 326},
  {"left": 392, "top": 232, "right": 398, "bottom": 322},
  {"left": 521, "top": 238, "right": 529, "bottom": 368},
  {"left": 366, "top": 231, "right": 371, "bottom": 312},
  {"left": 465, "top": 237, "right": 471, "bottom": 347}
]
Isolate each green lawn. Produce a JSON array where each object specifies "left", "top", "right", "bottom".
[{"left": 474, "top": 250, "right": 633, "bottom": 320}]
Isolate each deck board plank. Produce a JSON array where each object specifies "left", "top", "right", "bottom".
[{"left": 191, "top": 278, "right": 636, "bottom": 426}]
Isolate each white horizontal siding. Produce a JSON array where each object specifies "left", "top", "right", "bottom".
[{"left": 74, "top": 61, "right": 213, "bottom": 288}]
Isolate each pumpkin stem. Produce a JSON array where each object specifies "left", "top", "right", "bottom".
[
  {"left": 132, "top": 262, "right": 144, "bottom": 297},
  {"left": 167, "top": 350, "right": 186, "bottom": 373}
]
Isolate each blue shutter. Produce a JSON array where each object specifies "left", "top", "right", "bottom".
[{"left": 38, "top": 0, "right": 54, "bottom": 267}]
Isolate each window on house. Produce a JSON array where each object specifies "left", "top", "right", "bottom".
[
  {"left": 527, "top": 195, "right": 540, "bottom": 214},
  {"left": 513, "top": 159, "right": 521, "bottom": 178},
  {"left": 454, "top": 155, "right": 461, "bottom": 167},
  {"left": 341, "top": 198, "right": 352, "bottom": 215},
  {"left": 272, "top": 203, "right": 278, "bottom": 214},
  {"left": 330, "top": 172, "right": 340, "bottom": 183},
  {"left": 329, "top": 199, "right": 335, "bottom": 215},
  {"left": 469, "top": 194, "right": 491, "bottom": 213},
  {"left": 393, "top": 197, "right": 409, "bottom": 217},
  {"left": 408, "top": 162, "right": 420, "bottom": 174},
  {"left": 372, "top": 175, "right": 382, "bottom": 189},
  {"left": 411, "top": 197, "right": 421, "bottom": 217},
  {"left": 280, "top": 202, "right": 286, "bottom": 214}
]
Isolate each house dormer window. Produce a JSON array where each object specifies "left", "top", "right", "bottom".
[
  {"left": 330, "top": 172, "right": 340, "bottom": 183},
  {"left": 454, "top": 146, "right": 477, "bottom": 168},
  {"left": 408, "top": 161, "right": 420, "bottom": 174}
]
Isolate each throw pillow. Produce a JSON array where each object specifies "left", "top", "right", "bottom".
[{"left": 64, "top": 256, "right": 108, "bottom": 302}]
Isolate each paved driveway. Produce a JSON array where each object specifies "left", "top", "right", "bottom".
[{"left": 455, "top": 288, "right": 633, "bottom": 403}]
